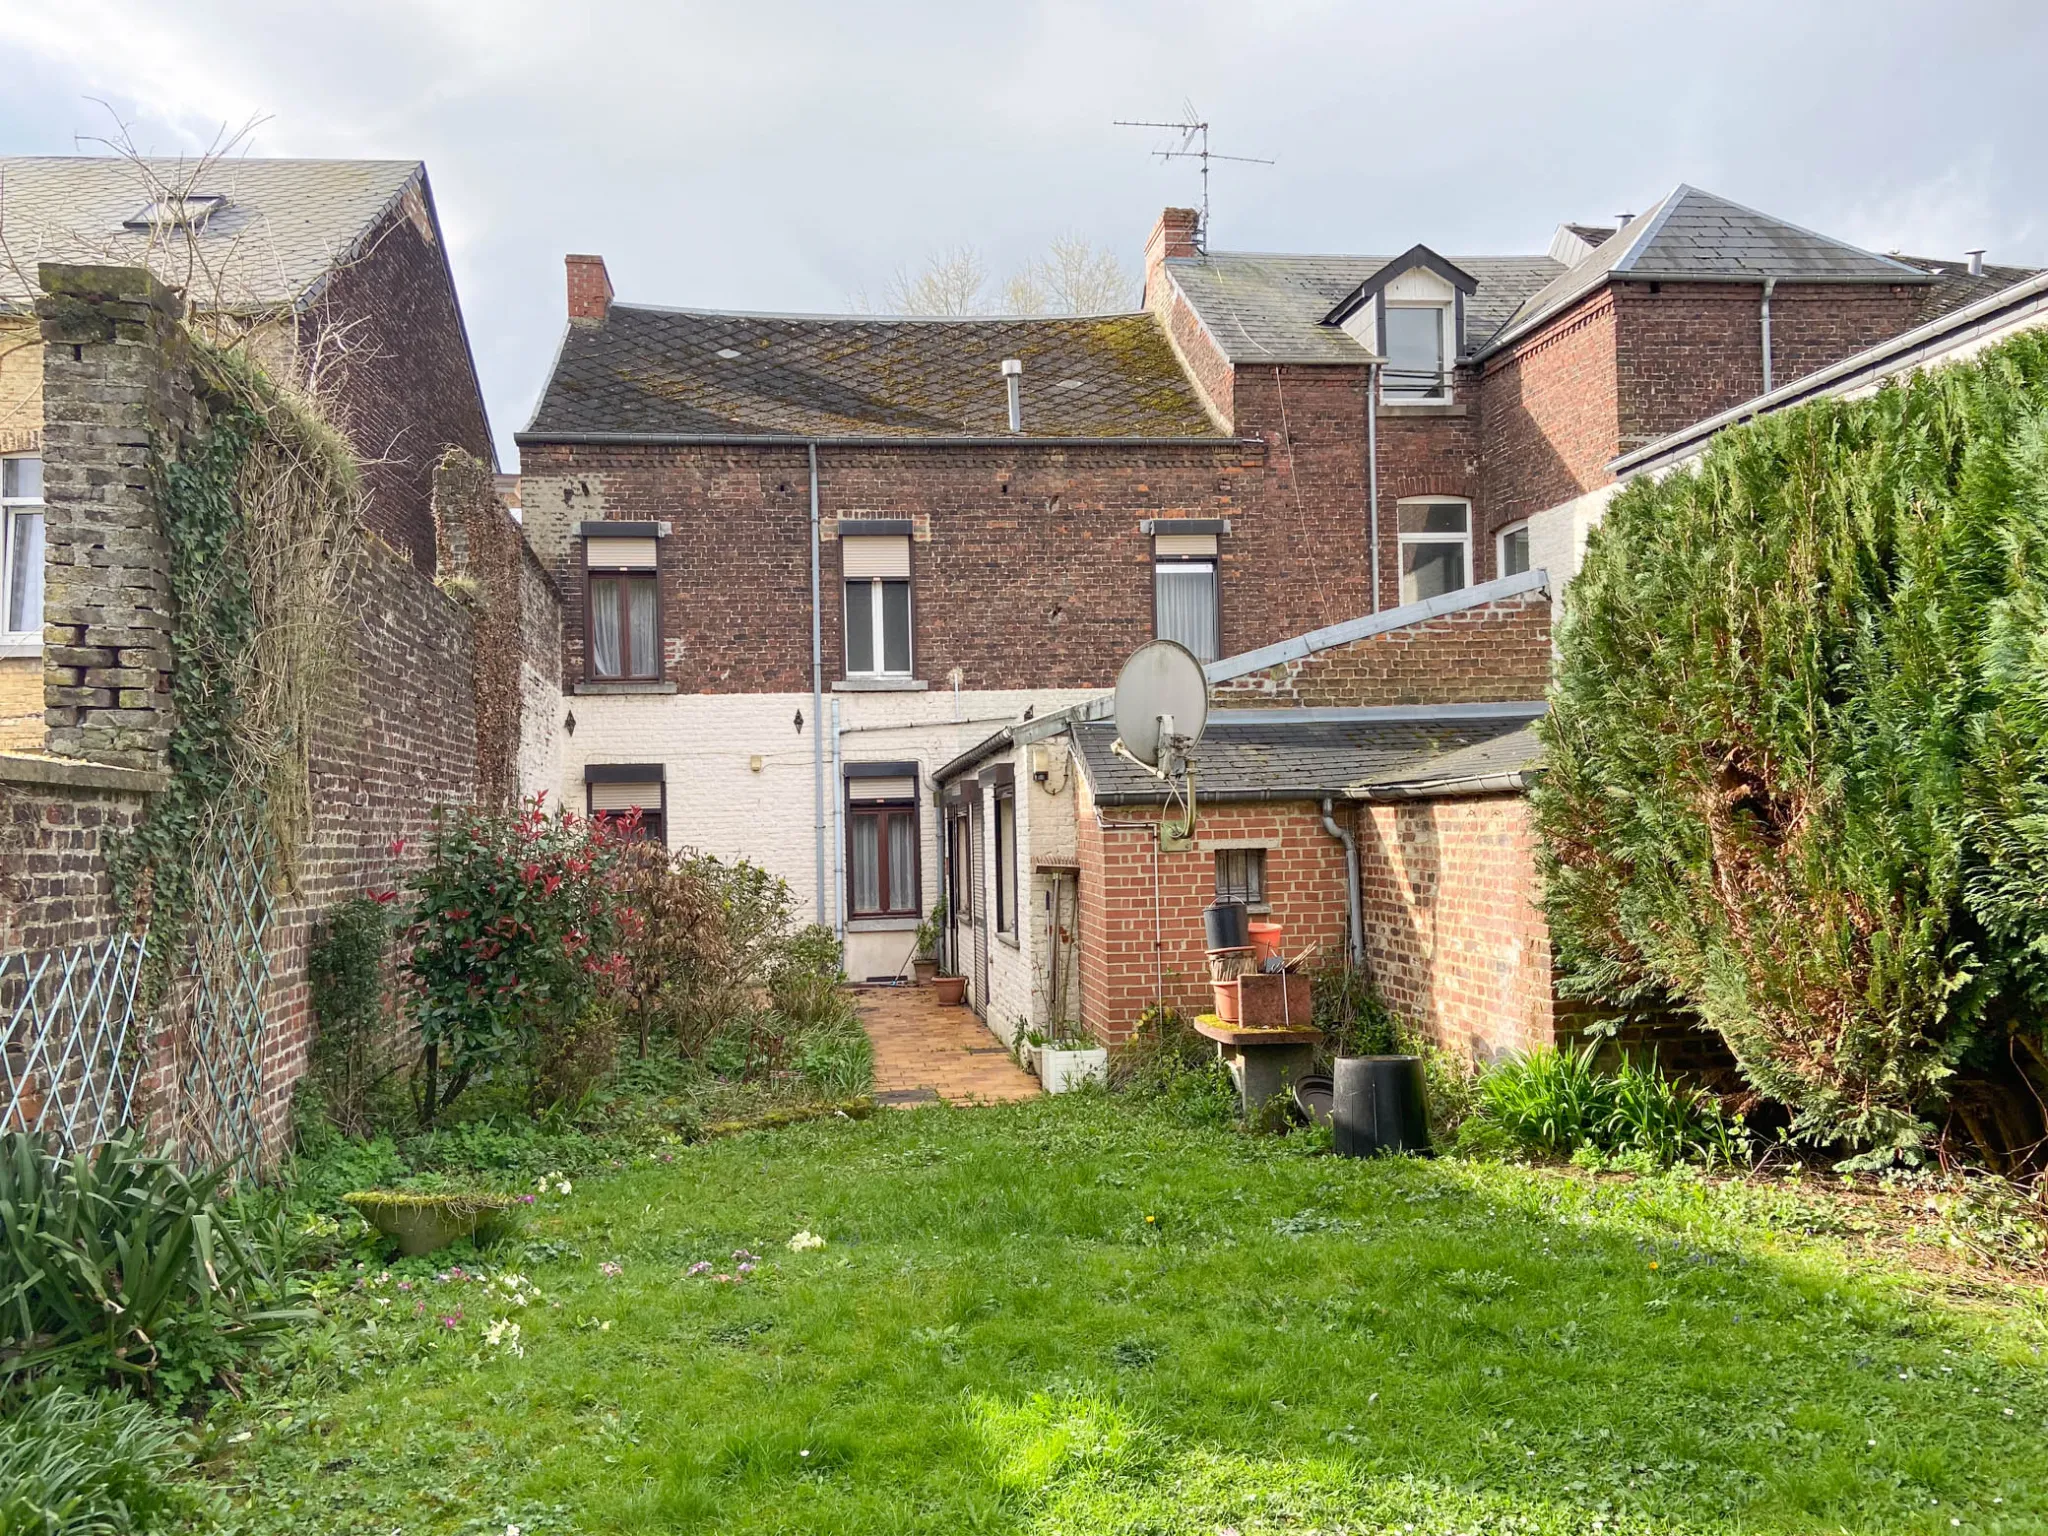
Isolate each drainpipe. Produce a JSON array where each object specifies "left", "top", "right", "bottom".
[
  {"left": 831, "top": 696, "right": 845, "bottom": 947},
  {"left": 1321, "top": 797, "right": 1364, "bottom": 968},
  {"left": 1760, "top": 277, "right": 1776, "bottom": 395},
  {"left": 1367, "top": 361, "right": 1382, "bottom": 613},
  {"left": 810, "top": 442, "right": 825, "bottom": 924}
]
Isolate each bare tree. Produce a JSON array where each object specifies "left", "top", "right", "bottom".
[
  {"left": 1017, "top": 234, "right": 1138, "bottom": 315},
  {"left": 857, "top": 235, "right": 1137, "bottom": 317},
  {"left": 878, "top": 244, "right": 990, "bottom": 317}
]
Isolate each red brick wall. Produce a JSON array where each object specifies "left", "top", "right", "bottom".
[
  {"left": 1073, "top": 777, "right": 1350, "bottom": 1040},
  {"left": 1478, "top": 290, "right": 1620, "bottom": 536},
  {"left": 306, "top": 178, "right": 495, "bottom": 575},
  {"left": 1212, "top": 590, "right": 1552, "bottom": 707},
  {"left": 0, "top": 776, "right": 152, "bottom": 954},
  {"left": 1150, "top": 277, "right": 1237, "bottom": 427},
  {"left": 1354, "top": 792, "right": 1553, "bottom": 1060}
]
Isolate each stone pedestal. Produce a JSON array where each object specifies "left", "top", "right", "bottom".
[{"left": 1193, "top": 1015, "right": 1321, "bottom": 1118}]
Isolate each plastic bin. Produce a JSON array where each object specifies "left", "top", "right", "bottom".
[{"left": 1331, "top": 1055, "right": 1431, "bottom": 1157}]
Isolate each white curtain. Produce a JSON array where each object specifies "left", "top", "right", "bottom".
[
  {"left": 590, "top": 577, "right": 621, "bottom": 676},
  {"left": 852, "top": 814, "right": 882, "bottom": 914},
  {"left": 6, "top": 511, "right": 42, "bottom": 635},
  {"left": 1156, "top": 563, "right": 1218, "bottom": 661},
  {"left": 887, "top": 812, "right": 917, "bottom": 912},
  {"left": 627, "top": 577, "right": 658, "bottom": 674}
]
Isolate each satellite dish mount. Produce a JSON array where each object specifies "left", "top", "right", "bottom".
[{"left": 1110, "top": 640, "right": 1209, "bottom": 850}]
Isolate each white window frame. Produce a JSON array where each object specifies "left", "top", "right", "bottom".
[
  {"left": 2, "top": 455, "right": 44, "bottom": 652},
  {"left": 845, "top": 575, "right": 913, "bottom": 677},
  {"left": 1396, "top": 496, "right": 1471, "bottom": 606},
  {"left": 1154, "top": 555, "right": 1220, "bottom": 662},
  {"left": 1496, "top": 520, "right": 1531, "bottom": 580},
  {"left": 1381, "top": 301, "right": 1452, "bottom": 404}
]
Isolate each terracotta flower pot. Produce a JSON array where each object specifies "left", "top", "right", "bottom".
[
  {"left": 934, "top": 974, "right": 967, "bottom": 1005},
  {"left": 913, "top": 957, "right": 939, "bottom": 984}
]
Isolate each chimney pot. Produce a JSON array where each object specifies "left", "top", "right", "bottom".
[
  {"left": 566, "top": 253, "right": 614, "bottom": 322},
  {"left": 1966, "top": 248, "right": 1987, "bottom": 277},
  {"left": 1002, "top": 358, "right": 1023, "bottom": 433}
]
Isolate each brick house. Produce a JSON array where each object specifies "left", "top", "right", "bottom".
[
  {"left": 519, "top": 185, "right": 2014, "bottom": 1036},
  {"left": 0, "top": 158, "right": 559, "bottom": 1160}
]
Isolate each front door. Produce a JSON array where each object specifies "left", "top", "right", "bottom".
[{"left": 967, "top": 797, "right": 989, "bottom": 1018}]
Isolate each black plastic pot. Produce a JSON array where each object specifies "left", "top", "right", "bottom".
[
  {"left": 1203, "top": 901, "right": 1249, "bottom": 952},
  {"left": 1331, "top": 1055, "right": 1431, "bottom": 1157}
]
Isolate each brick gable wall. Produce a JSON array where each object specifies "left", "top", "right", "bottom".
[{"left": 1478, "top": 290, "right": 1621, "bottom": 535}]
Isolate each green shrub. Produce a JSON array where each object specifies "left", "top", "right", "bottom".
[
  {"left": 0, "top": 1388, "right": 201, "bottom": 1534},
  {"left": 1108, "top": 1007, "right": 1240, "bottom": 1128},
  {"left": 1312, "top": 967, "right": 1398, "bottom": 1057},
  {"left": 794, "top": 1011, "right": 875, "bottom": 1099},
  {"left": 0, "top": 1134, "right": 307, "bottom": 1398},
  {"left": 1474, "top": 1044, "right": 1745, "bottom": 1166},
  {"left": 1534, "top": 333, "right": 2048, "bottom": 1161},
  {"left": 306, "top": 893, "right": 396, "bottom": 1136}
]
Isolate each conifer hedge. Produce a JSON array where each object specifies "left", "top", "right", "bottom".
[{"left": 1535, "top": 332, "right": 2048, "bottom": 1166}]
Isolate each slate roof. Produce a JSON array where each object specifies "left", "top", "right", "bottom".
[
  {"left": 522, "top": 306, "right": 1225, "bottom": 440},
  {"left": 1892, "top": 254, "right": 2045, "bottom": 324},
  {"left": 1163, "top": 251, "right": 1564, "bottom": 364},
  {"left": 1480, "top": 185, "right": 1932, "bottom": 356},
  {"left": 0, "top": 156, "right": 425, "bottom": 311},
  {"left": 1072, "top": 711, "right": 1544, "bottom": 805}
]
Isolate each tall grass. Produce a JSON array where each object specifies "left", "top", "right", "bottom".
[
  {"left": 1475, "top": 1043, "right": 1746, "bottom": 1165},
  {"left": 0, "top": 1389, "right": 201, "bottom": 1534}
]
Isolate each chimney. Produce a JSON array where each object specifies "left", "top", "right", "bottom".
[
  {"left": 1966, "top": 248, "right": 1987, "bottom": 277},
  {"left": 1143, "top": 207, "right": 1202, "bottom": 311},
  {"left": 1001, "top": 357, "right": 1023, "bottom": 433},
  {"left": 566, "top": 254, "right": 613, "bottom": 322}
]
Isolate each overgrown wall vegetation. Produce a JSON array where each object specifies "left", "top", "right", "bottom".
[{"left": 1535, "top": 332, "right": 2048, "bottom": 1168}]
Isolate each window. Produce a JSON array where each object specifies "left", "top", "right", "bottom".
[
  {"left": 843, "top": 535, "right": 912, "bottom": 676},
  {"left": 1383, "top": 304, "right": 1449, "bottom": 402},
  {"left": 947, "top": 810, "right": 973, "bottom": 922},
  {"left": 586, "top": 766, "right": 666, "bottom": 845},
  {"left": 1153, "top": 529, "right": 1220, "bottom": 662},
  {"left": 584, "top": 530, "right": 660, "bottom": 680},
  {"left": 1397, "top": 498, "right": 1470, "bottom": 604},
  {"left": 1215, "top": 848, "right": 1267, "bottom": 907},
  {"left": 993, "top": 787, "right": 1016, "bottom": 935},
  {"left": 1497, "top": 522, "right": 1531, "bottom": 579},
  {"left": 848, "top": 772, "right": 919, "bottom": 918},
  {"left": 3, "top": 457, "right": 44, "bottom": 643}
]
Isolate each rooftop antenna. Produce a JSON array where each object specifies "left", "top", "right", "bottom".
[{"left": 1115, "top": 102, "right": 1274, "bottom": 251}]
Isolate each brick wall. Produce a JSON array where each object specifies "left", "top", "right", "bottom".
[
  {"left": 1073, "top": 774, "right": 1351, "bottom": 1040},
  {"left": 1354, "top": 792, "right": 1553, "bottom": 1060},
  {"left": 0, "top": 764, "right": 156, "bottom": 954},
  {"left": 303, "top": 177, "right": 495, "bottom": 574},
  {"left": 1212, "top": 590, "right": 1552, "bottom": 708},
  {"left": 1478, "top": 290, "right": 1620, "bottom": 535},
  {"left": 0, "top": 661, "right": 37, "bottom": 750}
]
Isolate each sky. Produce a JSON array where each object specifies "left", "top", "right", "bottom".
[{"left": 3, "top": 0, "right": 2043, "bottom": 468}]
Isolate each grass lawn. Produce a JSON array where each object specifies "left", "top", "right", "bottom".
[{"left": 214, "top": 1095, "right": 2048, "bottom": 1535}]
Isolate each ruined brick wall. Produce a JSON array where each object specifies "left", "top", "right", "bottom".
[
  {"left": 303, "top": 175, "right": 494, "bottom": 575},
  {"left": 1211, "top": 589, "right": 1552, "bottom": 708},
  {"left": 516, "top": 545, "right": 563, "bottom": 804},
  {"left": 1073, "top": 774, "right": 1350, "bottom": 1040},
  {"left": 1353, "top": 791, "right": 1554, "bottom": 1060},
  {"left": 0, "top": 763, "right": 156, "bottom": 954},
  {"left": 433, "top": 448, "right": 531, "bottom": 809}
]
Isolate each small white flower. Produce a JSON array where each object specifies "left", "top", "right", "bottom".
[
  {"left": 788, "top": 1230, "right": 826, "bottom": 1252},
  {"left": 557, "top": 1179, "right": 572, "bottom": 1195},
  {"left": 506, "top": 1526, "right": 521, "bottom": 1536}
]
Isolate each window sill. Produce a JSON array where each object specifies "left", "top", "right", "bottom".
[
  {"left": 997, "top": 931, "right": 1019, "bottom": 950},
  {"left": 574, "top": 680, "right": 678, "bottom": 696},
  {"left": 847, "top": 915, "right": 921, "bottom": 932},
  {"left": 1217, "top": 901, "right": 1272, "bottom": 915},
  {"left": 834, "top": 677, "right": 928, "bottom": 692},
  {"left": 0, "top": 640, "right": 39, "bottom": 660},
  {"left": 1379, "top": 401, "right": 1467, "bottom": 418}
]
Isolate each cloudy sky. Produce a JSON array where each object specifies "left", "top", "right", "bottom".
[{"left": 3, "top": 1, "right": 2041, "bottom": 466}]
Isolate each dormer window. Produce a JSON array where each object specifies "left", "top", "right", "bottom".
[
  {"left": 1383, "top": 304, "right": 1449, "bottom": 402},
  {"left": 121, "top": 194, "right": 227, "bottom": 233}
]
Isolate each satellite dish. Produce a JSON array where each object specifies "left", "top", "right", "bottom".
[{"left": 1112, "top": 640, "right": 1208, "bottom": 769}]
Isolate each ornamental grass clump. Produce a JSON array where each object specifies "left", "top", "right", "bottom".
[
  {"left": 0, "top": 1387, "right": 204, "bottom": 1535},
  {"left": 1535, "top": 331, "right": 2048, "bottom": 1168},
  {"left": 1474, "top": 1044, "right": 1745, "bottom": 1166}
]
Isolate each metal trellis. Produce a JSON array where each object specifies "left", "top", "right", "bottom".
[{"left": 0, "top": 931, "right": 148, "bottom": 1152}]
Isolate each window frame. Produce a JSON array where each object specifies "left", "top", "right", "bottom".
[
  {"left": 2, "top": 455, "right": 45, "bottom": 646},
  {"left": 992, "top": 785, "right": 1017, "bottom": 936},
  {"left": 1381, "top": 301, "right": 1452, "bottom": 404},
  {"left": 1214, "top": 847, "right": 1268, "bottom": 909},
  {"left": 847, "top": 788, "right": 921, "bottom": 920},
  {"left": 582, "top": 533, "right": 663, "bottom": 683},
  {"left": 843, "top": 574, "right": 915, "bottom": 678},
  {"left": 1496, "top": 520, "right": 1531, "bottom": 580},
  {"left": 584, "top": 765, "right": 668, "bottom": 847},
  {"left": 1395, "top": 497, "right": 1472, "bottom": 606},
  {"left": 1152, "top": 555, "right": 1221, "bottom": 662}
]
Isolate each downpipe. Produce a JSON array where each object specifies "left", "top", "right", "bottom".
[
  {"left": 1760, "top": 276, "right": 1776, "bottom": 395},
  {"left": 1321, "top": 797, "right": 1364, "bottom": 968},
  {"left": 809, "top": 442, "right": 825, "bottom": 924},
  {"left": 1367, "top": 361, "right": 1381, "bottom": 613}
]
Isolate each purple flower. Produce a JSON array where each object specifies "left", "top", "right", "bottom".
[
  {"left": 441, "top": 1311, "right": 463, "bottom": 1329},
  {"left": 687, "top": 1261, "right": 712, "bottom": 1277},
  {"left": 737, "top": 1261, "right": 756, "bottom": 1276},
  {"left": 519, "top": 1193, "right": 537, "bottom": 1205},
  {"left": 733, "top": 1249, "right": 758, "bottom": 1264}
]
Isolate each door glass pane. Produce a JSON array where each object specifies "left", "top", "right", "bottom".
[
  {"left": 626, "top": 576, "right": 658, "bottom": 676},
  {"left": 1401, "top": 541, "right": 1466, "bottom": 604},
  {"left": 887, "top": 811, "right": 917, "bottom": 913},
  {"left": 880, "top": 580, "right": 911, "bottom": 673},
  {"left": 1384, "top": 307, "right": 1445, "bottom": 399},
  {"left": 1155, "top": 562, "right": 1218, "bottom": 661},
  {"left": 7, "top": 511, "right": 44, "bottom": 634},
  {"left": 851, "top": 812, "right": 881, "bottom": 914},
  {"left": 845, "top": 580, "right": 875, "bottom": 673},
  {"left": 590, "top": 576, "right": 621, "bottom": 677},
  {"left": 1501, "top": 526, "right": 1530, "bottom": 577}
]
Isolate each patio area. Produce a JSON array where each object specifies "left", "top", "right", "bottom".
[{"left": 854, "top": 984, "right": 1041, "bottom": 1106}]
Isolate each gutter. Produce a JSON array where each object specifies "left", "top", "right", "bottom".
[
  {"left": 1348, "top": 770, "right": 1535, "bottom": 801},
  {"left": 516, "top": 430, "right": 1256, "bottom": 450}
]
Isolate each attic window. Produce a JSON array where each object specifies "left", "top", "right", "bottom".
[
  {"left": 121, "top": 194, "right": 226, "bottom": 232},
  {"left": 1055, "top": 378, "right": 1084, "bottom": 389},
  {"left": 1383, "top": 304, "right": 1449, "bottom": 403},
  {"left": 715, "top": 348, "right": 742, "bottom": 360}
]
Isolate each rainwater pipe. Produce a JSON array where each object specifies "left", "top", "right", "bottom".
[
  {"left": 1320, "top": 798, "right": 1364, "bottom": 968},
  {"left": 1367, "top": 360, "right": 1382, "bottom": 613},
  {"left": 809, "top": 442, "right": 825, "bottom": 924},
  {"left": 831, "top": 696, "right": 845, "bottom": 948},
  {"left": 1760, "top": 277, "right": 1777, "bottom": 395}
]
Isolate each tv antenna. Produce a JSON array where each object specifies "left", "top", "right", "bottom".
[
  {"left": 1115, "top": 104, "right": 1273, "bottom": 251},
  {"left": 1110, "top": 639, "right": 1209, "bottom": 849}
]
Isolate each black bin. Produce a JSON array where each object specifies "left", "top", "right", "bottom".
[
  {"left": 1203, "top": 900, "right": 1249, "bottom": 952},
  {"left": 1331, "top": 1055, "right": 1431, "bottom": 1157}
]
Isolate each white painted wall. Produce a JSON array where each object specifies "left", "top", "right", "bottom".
[{"left": 1526, "top": 482, "right": 1619, "bottom": 616}]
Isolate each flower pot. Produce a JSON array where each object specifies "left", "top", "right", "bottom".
[
  {"left": 1212, "top": 973, "right": 1312, "bottom": 1027},
  {"left": 934, "top": 974, "right": 966, "bottom": 1005},
  {"left": 913, "top": 957, "right": 938, "bottom": 984},
  {"left": 1038, "top": 1045, "right": 1107, "bottom": 1094},
  {"left": 344, "top": 1191, "right": 521, "bottom": 1258}
]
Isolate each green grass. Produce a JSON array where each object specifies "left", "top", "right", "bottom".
[{"left": 214, "top": 1096, "right": 2048, "bottom": 1535}]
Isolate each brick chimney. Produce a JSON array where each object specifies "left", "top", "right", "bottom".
[
  {"left": 566, "top": 254, "right": 613, "bottom": 322},
  {"left": 1143, "top": 208, "right": 1201, "bottom": 311}
]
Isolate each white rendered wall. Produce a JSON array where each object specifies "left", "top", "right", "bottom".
[
  {"left": 1526, "top": 482, "right": 1619, "bottom": 616},
  {"left": 964, "top": 736, "right": 1084, "bottom": 1048}
]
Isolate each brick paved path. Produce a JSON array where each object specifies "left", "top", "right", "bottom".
[{"left": 856, "top": 985, "right": 1041, "bottom": 1106}]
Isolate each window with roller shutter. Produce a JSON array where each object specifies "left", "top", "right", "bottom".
[
  {"left": 585, "top": 763, "right": 666, "bottom": 844},
  {"left": 841, "top": 533, "right": 912, "bottom": 676},
  {"left": 582, "top": 523, "right": 662, "bottom": 681},
  {"left": 846, "top": 764, "right": 920, "bottom": 918},
  {"left": 1152, "top": 528, "right": 1219, "bottom": 662}
]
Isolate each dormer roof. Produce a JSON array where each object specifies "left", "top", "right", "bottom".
[{"left": 1320, "top": 244, "right": 1479, "bottom": 328}]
